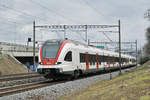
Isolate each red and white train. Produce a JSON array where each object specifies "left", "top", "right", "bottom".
[{"left": 37, "top": 39, "right": 136, "bottom": 79}]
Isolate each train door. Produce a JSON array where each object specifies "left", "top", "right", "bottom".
[
  {"left": 108, "top": 55, "right": 110, "bottom": 68},
  {"left": 110, "top": 56, "right": 115, "bottom": 68},
  {"left": 96, "top": 54, "right": 99, "bottom": 69},
  {"left": 72, "top": 48, "right": 79, "bottom": 69},
  {"left": 85, "top": 53, "right": 89, "bottom": 70},
  {"left": 63, "top": 50, "right": 73, "bottom": 71}
]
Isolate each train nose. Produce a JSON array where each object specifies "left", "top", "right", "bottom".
[{"left": 42, "top": 59, "right": 56, "bottom": 65}]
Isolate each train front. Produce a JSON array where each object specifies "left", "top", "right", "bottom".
[{"left": 37, "top": 40, "right": 63, "bottom": 79}]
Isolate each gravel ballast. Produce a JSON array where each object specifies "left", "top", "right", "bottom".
[
  {"left": 0, "top": 76, "right": 46, "bottom": 88},
  {"left": 0, "top": 67, "right": 136, "bottom": 100}
]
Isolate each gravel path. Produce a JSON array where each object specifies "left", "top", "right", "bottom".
[{"left": 0, "top": 67, "right": 136, "bottom": 100}]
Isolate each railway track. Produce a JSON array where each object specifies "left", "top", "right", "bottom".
[
  {"left": 0, "top": 66, "right": 136, "bottom": 97},
  {"left": 0, "top": 80, "right": 47, "bottom": 97},
  {"left": 0, "top": 72, "right": 41, "bottom": 82},
  {"left": 0, "top": 80, "right": 67, "bottom": 97}
]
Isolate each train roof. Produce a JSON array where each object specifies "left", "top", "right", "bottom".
[{"left": 44, "top": 39, "right": 136, "bottom": 59}]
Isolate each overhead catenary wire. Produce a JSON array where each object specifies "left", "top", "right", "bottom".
[
  {"left": 102, "top": 32, "right": 114, "bottom": 42},
  {"left": 0, "top": 1, "right": 117, "bottom": 45},
  {"left": 29, "top": 0, "right": 81, "bottom": 24},
  {"left": 81, "top": 0, "right": 116, "bottom": 21},
  {"left": 0, "top": 19, "right": 25, "bottom": 25},
  {"left": 0, "top": 16, "right": 33, "bottom": 25},
  {"left": 0, "top": 4, "right": 48, "bottom": 22},
  {"left": 0, "top": 28, "right": 16, "bottom": 33},
  {"left": 81, "top": 0, "right": 106, "bottom": 18},
  {"left": 29, "top": 0, "right": 88, "bottom": 42},
  {"left": 0, "top": 1, "right": 92, "bottom": 43},
  {"left": 69, "top": 29, "right": 86, "bottom": 41},
  {"left": 0, "top": 3, "right": 50, "bottom": 43},
  {"left": 78, "top": 0, "right": 118, "bottom": 44}
]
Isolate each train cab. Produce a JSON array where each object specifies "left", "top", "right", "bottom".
[{"left": 37, "top": 40, "right": 77, "bottom": 79}]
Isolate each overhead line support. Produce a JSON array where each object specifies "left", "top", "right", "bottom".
[
  {"left": 33, "top": 21, "right": 36, "bottom": 70},
  {"left": 118, "top": 20, "right": 122, "bottom": 74}
]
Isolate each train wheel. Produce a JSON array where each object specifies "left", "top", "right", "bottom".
[
  {"left": 52, "top": 78, "right": 57, "bottom": 81},
  {"left": 73, "top": 70, "right": 80, "bottom": 79}
]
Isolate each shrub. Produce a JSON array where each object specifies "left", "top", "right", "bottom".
[{"left": 139, "top": 56, "right": 150, "bottom": 65}]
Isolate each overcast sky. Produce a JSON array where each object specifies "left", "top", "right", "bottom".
[{"left": 0, "top": 0, "right": 150, "bottom": 48}]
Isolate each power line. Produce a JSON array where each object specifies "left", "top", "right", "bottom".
[
  {"left": 69, "top": 29, "right": 86, "bottom": 41},
  {"left": 0, "top": 28, "right": 15, "bottom": 33},
  {"left": 0, "top": 4, "right": 48, "bottom": 22},
  {"left": 81, "top": 0, "right": 116, "bottom": 21},
  {"left": 55, "top": 31, "right": 63, "bottom": 39},
  {"left": 0, "top": 19, "right": 25, "bottom": 25},
  {"left": 29, "top": 0, "right": 87, "bottom": 41},
  {"left": 102, "top": 32, "right": 114, "bottom": 42},
  {"left": 29, "top": 0, "right": 80, "bottom": 23},
  {"left": 0, "top": 16, "right": 32, "bottom": 25},
  {"left": 82, "top": 0, "right": 105, "bottom": 17},
  {"left": 79, "top": 0, "right": 118, "bottom": 45}
]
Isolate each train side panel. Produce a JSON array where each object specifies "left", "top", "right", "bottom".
[{"left": 37, "top": 40, "right": 136, "bottom": 79}]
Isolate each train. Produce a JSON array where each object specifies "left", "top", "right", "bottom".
[{"left": 37, "top": 39, "right": 136, "bottom": 80}]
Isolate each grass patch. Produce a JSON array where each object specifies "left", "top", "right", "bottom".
[
  {"left": 58, "top": 63, "right": 150, "bottom": 100},
  {"left": 140, "top": 95, "right": 150, "bottom": 100}
]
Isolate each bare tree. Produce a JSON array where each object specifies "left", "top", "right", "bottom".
[
  {"left": 144, "top": 9, "right": 150, "bottom": 21},
  {"left": 144, "top": 9, "right": 150, "bottom": 56}
]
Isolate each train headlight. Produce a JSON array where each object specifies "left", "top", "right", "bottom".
[
  {"left": 56, "top": 62, "right": 62, "bottom": 65},
  {"left": 39, "top": 62, "right": 43, "bottom": 65}
]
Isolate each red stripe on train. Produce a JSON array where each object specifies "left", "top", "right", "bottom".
[
  {"left": 108, "top": 56, "right": 110, "bottom": 67},
  {"left": 86, "top": 53, "right": 89, "bottom": 70},
  {"left": 96, "top": 54, "right": 99, "bottom": 69}
]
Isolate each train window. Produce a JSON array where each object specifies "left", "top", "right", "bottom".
[
  {"left": 107, "top": 56, "right": 110, "bottom": 64},
  {"left": 115, "top": 57, "right": 119, "bottom": 62},
  {"left": 106, "top": 56, "right": 108, "bottom": 62},
  {"left": 96, "top": 55, "right": 98, "bottom": 64},
  {"left": 122, "top": 58, "right": 126, "bottom": 63},
  {"left": 127, "top": 59, "right": 129, "bottom": 62},
  {"left": 112, "top": 57, "right": 115, "bottom": 64},
  {"left": 103, "top": 56, "right": 107, "bottom": 62},
  {"left": 89, "top": 54, "right": 95, "bottom": 65},
  {"left": 64, "top": 51, "right": 72, "bottom": 61},
  {"left": 89, "top": 54, "right": 92, "bottom": 65},
  {"left": 92, "top": 55, "right": 96, "bottom": 65},
  {"left": 101, "top": 55, "right": 104, "bottom": 62},
  {"left": 80, "top": 53, "right": 85, "bottom": 63},
  {"left": 121, "top": 58, "right": 123, "bottom": 63},
  {"left": 88, "top": 54, "right": 97, "bottom": 65},
  {"left": 124, "top": 58, "right": 126, "bottom": 62},
  {"left": 110, "top": 57, "right": 113, "bottom": 64},
  {"left": 121, "top": 58, "right": 124, "bottom": 64},
  {"left": 106, "top": 56, "right": 109, "bottom": 64},
  {"left": 42, "top": 42, "right": 61, "bottom": 59},
  {"left": 98, "top": 55, "right": 103, "bottom": 64},
  {"left": 123, "top": 58, "right": 126, "bottom": 62}
]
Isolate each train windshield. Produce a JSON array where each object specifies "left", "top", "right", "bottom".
[{"left": 42, "top": 42, "right": 61, "bottom": 59}]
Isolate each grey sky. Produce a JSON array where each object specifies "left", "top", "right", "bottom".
[{"left": 0, "top": 0, "right": 150, "bottom": 48}]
